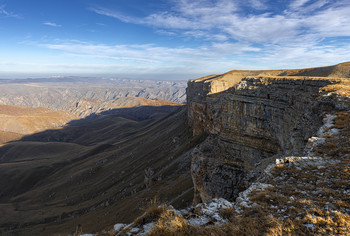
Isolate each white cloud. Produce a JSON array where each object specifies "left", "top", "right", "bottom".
[
  {"left": 37, "top": 38, "right": 350, "bottom": 72},
  {"left": 40, "top": 40, "right": 259, "bottom": 62},
  {"left": 90, "top": 7, "right": 137, "bottom": 24},
  {"left": 257, "top": 42, "right": 350, "bottom": 69},
  {"left": 247, "top": 0, "right": 267, "bottom": 10},
  {"left": 289, "top": 0, "right": 312, "bottom": 9},
  {"left": 175, "top": 0, "right": 238, "bottom": 17},
  {"left": 43, "top": 22, "right": 62, "bottom": 27},
  {"left": 19, "top": 39, "right": 260, "bottom": 76},
  {"left": 0, "top": 4, "right": 20, "bottom": 18},
  {"left": 303, "top": 0, "right": 330, "bottom": 12},
  {"left": 154, "top": 29, "right": 177, "bottom": 36},
  {"left": 302, "top": 4, "right": 350, "bottom": 37},
  {"left": 6, "top": 36, "right": 350, "bottom": 79},
  {"left": 91, "top": 0, "right": 350, "bottom": 46}
]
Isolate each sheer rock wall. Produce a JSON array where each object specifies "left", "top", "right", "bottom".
[{"left": 187, "top": 74, "right": 346, "bottom": 204}]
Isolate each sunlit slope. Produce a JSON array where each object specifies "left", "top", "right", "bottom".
[
  {"left": 0, "top": 105, "right": 77, "bottom": 145},
  {"left": 193, "top": 61, "right": 350, "bottom": 84},
  {"left": 0, "top": 97, "right": 181, "bottom": 146}
]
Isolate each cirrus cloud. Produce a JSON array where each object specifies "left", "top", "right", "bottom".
[
  {"left": 43, "top": 22, "right": 62, "bottom": 27},
  {"left": 0, "top": 4, "right": 21, "bottom": 18},
  {"left": 91, "top": 0, "right": 350, "bottom": 46}
]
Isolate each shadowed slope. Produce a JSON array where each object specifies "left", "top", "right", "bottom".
[{"left": 0, "top": 105, "right": 205, "bottom": 235}]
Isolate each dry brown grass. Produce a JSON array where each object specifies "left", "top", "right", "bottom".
[
  {"left": 219, "top": 207, "right": 236, "bottom": 220},
  {"left": 322, "top": 80, "right": 350, "bottom": 96},
  {"left": 148, "top": 209, "right": 188, "bottom": 236},
  {"left": 134, "top": 198, "right": 167, "bottom": 226},
  {"left": 181, "top": 213, "right": 287, "bottom": 236}
]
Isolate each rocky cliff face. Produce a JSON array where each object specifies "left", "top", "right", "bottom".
[{"left": 187, "top": 69, "right": 350, "bottom": 204}]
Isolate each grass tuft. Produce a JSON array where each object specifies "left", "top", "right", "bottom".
[{"left": 148, "top": 209, "right": 188, "bottom": 236}]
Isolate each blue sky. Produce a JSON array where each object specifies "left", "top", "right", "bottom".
[{"left": 0, "top": 0, "right": 350, "bottom": 80}]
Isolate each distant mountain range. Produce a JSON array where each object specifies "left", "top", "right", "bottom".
[{"left": 0, "top": 77, "right": 187, "bottom": 117}]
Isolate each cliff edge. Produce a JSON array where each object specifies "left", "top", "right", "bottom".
[
  {"left": 103, "top": 63, "right": 349, "bottom": 236},
  {"left": 187, "top": 63, "right": 350, "bottom": 204}
]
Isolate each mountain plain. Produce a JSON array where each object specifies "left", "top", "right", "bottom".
[{"left": 0, "top": 63, "right": 349, "bottom": 235}]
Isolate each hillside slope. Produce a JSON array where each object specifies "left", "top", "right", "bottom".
[
  {"left": 0, "top": 105, "right": 205, "bottom": 235},
  {"left": 0, "top": 105, "right": 77, "bottom": 145}
]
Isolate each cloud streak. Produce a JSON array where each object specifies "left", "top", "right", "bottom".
[
  {"left": 43, "top": 22, "right": 62, "bottom": 27},
  {"left": 0, "top": 4, "right": 20, "bottom": 18},
  {"left": 87, "top": 0, "right": 350, "bottom": 74},
  {"left": 33, "top": 38, "right": 350, "bottom": 74},
  {"left": 40, "top": 40, "right": 258, "bottom": 65},
  {"left": 91, "top": 0, "right": 350, "bottom": 45},
  {"left": 4, "top": 36, "right": 350, "bottom": 79}
]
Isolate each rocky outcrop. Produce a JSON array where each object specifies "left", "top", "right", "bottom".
[
  {"left": 105, "top": 109, "right": 350, "bottom": 236},
  {"left": 187, "top": 71, "right": 350, "bottom": 204}
]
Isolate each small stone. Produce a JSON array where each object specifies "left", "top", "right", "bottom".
[
  {"left": 113, "top": 223, "right": 126, "bottom": 231},
  {"left": 129, "top": 227, "right": 140, "bottom": 234},
  {"left": 304, "top": 223, "right": 315, "bottom": 230}
]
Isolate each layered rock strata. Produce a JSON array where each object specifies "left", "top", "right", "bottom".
[{"left": 187, "top": 73, "right": 349, "bottom": 204}]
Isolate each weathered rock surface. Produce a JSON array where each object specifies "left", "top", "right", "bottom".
[{"left": 187, "top": 65, "right": 350, "bottom": 204}]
